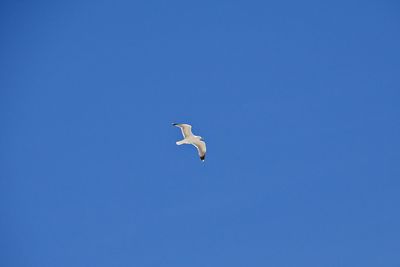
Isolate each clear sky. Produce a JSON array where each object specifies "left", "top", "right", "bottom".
[{"left": 1, "top": 0, "right": 400, "bottom": 266}]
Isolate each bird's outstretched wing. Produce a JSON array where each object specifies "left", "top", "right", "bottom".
[
  {"left": 192, "top": 139, "right": 206, "bottom": 161},
  {"left": 173, "top": 123, "right": 193, "bottom": 138}
]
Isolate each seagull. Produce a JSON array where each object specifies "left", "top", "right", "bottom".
[{"left": 173, "top": 123, "right": 206, "bottom": 161}]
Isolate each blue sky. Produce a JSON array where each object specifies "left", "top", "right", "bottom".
[{"left": 1, "top": 0, "right": 400, "bottom": 266}]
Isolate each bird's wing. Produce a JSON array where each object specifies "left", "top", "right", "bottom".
[
  {"left": 192, "top": 139, "right": 206, "bottom": 161},
  {"left": 173, "top": 123, "right": 193, "bottom": 138}
]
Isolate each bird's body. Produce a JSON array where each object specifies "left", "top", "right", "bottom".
[{"left": 173, "top": 123, "right": 206, "bottom": 161}]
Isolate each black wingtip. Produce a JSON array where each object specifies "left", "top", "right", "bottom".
[
  {"left": 172, "top": 123, "right": 178, "bottom": 126},
  {"left": 200, "top": 155, "right": 205, "bottom": 161}
]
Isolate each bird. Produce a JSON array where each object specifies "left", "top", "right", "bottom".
[{"left": 173, "top": 123, "right": 206, "bottom": 161}]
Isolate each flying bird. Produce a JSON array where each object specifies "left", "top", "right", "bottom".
[{"left": 173, "top": 123, "right": 206, "bottom": 161}]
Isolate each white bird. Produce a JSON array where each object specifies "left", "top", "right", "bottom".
[{"left": 173, "top": 123, "right": 206, "bottom": 161}]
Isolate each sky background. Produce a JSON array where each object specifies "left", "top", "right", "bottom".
[{"left": 1, "top": 0, "right": 400, "bottom": 266}]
